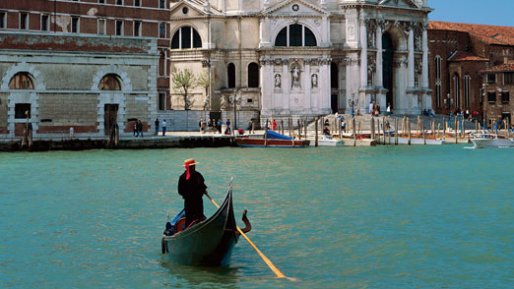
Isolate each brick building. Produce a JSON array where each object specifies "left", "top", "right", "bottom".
[
  {"left": 481, "top": 61, "right": 514, "bottom": 127},
  {"left": 0, "top": 0, "right": 171, "bottom": 139},
  {"left": 428, "top": 21, "right": 514, "bottom": 124}
]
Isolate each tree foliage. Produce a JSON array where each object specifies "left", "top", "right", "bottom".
[{"left": 172, "top": 68, "right": 197, "bottom": 110}]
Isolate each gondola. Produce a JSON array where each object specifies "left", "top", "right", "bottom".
[{"left": 161, "top": 188, "right": 250, "bottom": 266}]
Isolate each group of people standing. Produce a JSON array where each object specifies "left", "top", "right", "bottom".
[{"left": 133, "top": 119, "right": 144, "bottom": 137}]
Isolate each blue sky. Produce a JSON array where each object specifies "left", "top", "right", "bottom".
[{"left": 429, "top": 0, "right": 514, "bottom": 27}]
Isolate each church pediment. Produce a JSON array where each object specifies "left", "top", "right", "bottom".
[
  {"left": 264, "top": 0, "right": 328, "bottom": 17},
  {"left": 378, "top": 0, "right": 421, "bottom": 9},
  {"left": 170, "top": 0, "right": 221, "bottom": 18}
]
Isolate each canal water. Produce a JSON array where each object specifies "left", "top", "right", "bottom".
[{"left": 1, "top": 145, "right": 512, "bottom": 289}]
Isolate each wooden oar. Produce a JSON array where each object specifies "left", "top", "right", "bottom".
[{"left": 205, "top": 192, "right": 289, "bottom": 279}]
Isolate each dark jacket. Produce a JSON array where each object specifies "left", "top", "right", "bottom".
[{"left": 178, "top": 169, "right": 207, "bottom": 226}]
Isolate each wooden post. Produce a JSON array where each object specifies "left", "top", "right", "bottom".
[
  {"left": 297, "top": 119, "right": 301, "bottom": 139},
  {"left": 395, "top": 117, "right": 399, "bottom": 145},
  {"left": 455, "top": 117, "right": 458, "bottom": 144},
  {"left": 407, "top": 117, "right": 411, "bottom": 145},
  {"left": 371, "top": 117, "right": 375, "bottom": 141},
  {"left": 442, "top": 117, "right": 446, "bottom": 140},
  {"left": 422, "top": 120, "right": 426, "bottom": 145},
  {"left": 352, "top": 117, "right": 356, "bottom": 147},
  {"left": 315, "top": 116, "right": 319, "bottom": 147},
  {"left": 304, "top": 118, "right": 307, "bottom": 140}
]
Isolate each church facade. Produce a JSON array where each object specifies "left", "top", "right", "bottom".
[{"left": 169, "top": 0, "right": 432, "bottom": 120}]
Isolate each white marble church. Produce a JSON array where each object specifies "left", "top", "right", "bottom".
[{"left": 169, "top": 0, "right": 432, "bottom": 119}]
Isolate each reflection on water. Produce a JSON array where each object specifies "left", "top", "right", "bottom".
[{"left": 160, "top": 260, "right": 240, "bottom": 289}]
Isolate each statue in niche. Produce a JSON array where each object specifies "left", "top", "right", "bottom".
[
  {"left": 274, "top": 74, "right": 281, "bottom": 88},
  {"left": 311, "top": 74, "right": 318, "bottom": 88},
  {"left": 291, "top": 65, "right": 301, "bottom": 88}
]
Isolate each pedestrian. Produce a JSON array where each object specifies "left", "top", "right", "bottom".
[
  {"left": 154, "top": 118, "right": 159, "bottom": 135},
  {"left": 216, "top": 119, "right": 222, "bottom": 134},
  {"left": 162, "top": 119, "right": 167, "bottom": 136},
  {"left": 386, "top": 103, "right": 392, "bottom": 116},
  {"left": 137, "top": 119, "right": 144, "bottom": 138},
  {"left": 225, "top": 119, "right": 231, "bottom": 135},
  {"left": 199, "top": 118, "right": 206, "bottom": 134},
  {"left": 271, "top": 119, "right": 277, "bottom": 131},
  {"left": 178, "top": 159, "right": 208, "bottom": 228},
  {"left": 133, "top": 120, "right": 138, "bottom": 137}
]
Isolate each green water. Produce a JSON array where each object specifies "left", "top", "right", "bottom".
[{"left": 1, "top": 146, "right": 512, "bottom": 289}]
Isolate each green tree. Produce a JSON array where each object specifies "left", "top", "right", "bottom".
[
  {"left": 172, "top": 68, "right": 197, "bottom": 110},
  {"left": 197, "top": 71, "right": 210, "bottom": 109}
]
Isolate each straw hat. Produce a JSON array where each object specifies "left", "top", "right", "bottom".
[{"left": 183, "top": 158, "right": 199, "bottom": 167}]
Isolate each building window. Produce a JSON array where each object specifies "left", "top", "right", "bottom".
[
  {"left": 248, "top": 62, "right": 259, "bottom": 88},
  {"left": 134, "top": 20, "right": 141, "bottom": 37},
  {"left": 503, "top": 72, "right": 514, "bottom": 85},
  {"left": 116, "top": 0, "right": 123, "bottom": 5},
  {"left": 464, "top": 75, "right": 471, "bottom": 108},
  {"left": 159, "top": 0, "right": 166, "bottom": 9},
  {"left": 158, "top": 92, "right": 166, "bottom": 110},
  {"left": 115, "top": 20, "right": 123, "bottom": 36},
  {"left": 134, "top": 0, "right": 141, "bottom": 7},
  {"left": 98, "top": 0, "right": 105, "bottom": 4},
  {"left": 99, "top": 74, "right": 122, "bottom": 90},
  {"left": 71, "top": 17, "right": 79, "bottom": 33},
  {"left": 0, "top": 11, "right": 6, "bottom": 29},
  {"left": 487, "top": 92, "right": 496, "bottom": 103},
  {"left": 487, "top": 73, "right": 496, "bottom": 84},
  {"left": 159, "top": 22, "right": 166, "bottom": 38},
  {"left": 227, "top": 63, "right": 236, "bottom": 88},
  {"left": 9, "top": 72, "right": 34, "bottom": 89},
  {"left": 20, "top": 13, "right": 28, "bottom": 30},
  {"left": 41, "top": 14, "right": 49, "bottom": 31},
  {"left": 501, "top": 91, "right": 510, "bottom": 104},
  {"left": 98, "top": 19, "right": 106, "bottom": 35},
  {"left": 453, "top": 74, "right": 460, "bottom": 109},
  {"left": 275, "top": 24, "right": 317, "bottom": 47},
  {"left": 171, "top": 26, "right": 202, "bottom": 49},
  {"left": 435, "top": 55, "right": 441, "bottom": 80}
]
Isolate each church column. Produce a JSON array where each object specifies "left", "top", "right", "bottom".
[
  {"left": 422, "top": 24, "right": 429, "bottom": 88},
  {"left": 259, "top": 17, "right": 271, "bottom": 48},
  {"left": 408, "top": 23, "right": 415, "bottom": 88},
  {"left": 359, "top": 14, "right": 368, "bottom": 88},
  {"left": 375, "top": 23, "right": 383, "bottom": 88},
  {"left": 282, "top": 60, "right": 290, "bottom": 113}
]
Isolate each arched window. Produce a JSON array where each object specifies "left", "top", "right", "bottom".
[
  {"left": 464, "top": 74, "right": 471, "bottom": 108},
  {"left": 171, "top": 26, "right": 202, "bottom": 49},
  {"left": 453, "top": 73, "right": 460, "bottom": 109},
  {"left": 275, "top": 24, "right": 317, "bottom": 47},
  {"left": 227, "top": 63, "right": 236, "bottom": 88},
  {"left": 247, "top": 62, "right": 259, "bottom": 88},
  {"left": 99, "top": 74, "right": 122, "bottom": 90},
  {"left": 9, "top": 72, "right": 34, "bottom": 89},
  {"left": 434, "top": 55, "right": 442, "bottom": 108}
]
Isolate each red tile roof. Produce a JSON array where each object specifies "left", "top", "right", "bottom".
[
  {"left": 481, "top": 63, "right": 514, "bottom": 73},
  {"left": 449, "top": 51, "right": 489, "bottom": 62},
  {"left": 429, "top": 21, "right": 514, "bottom": 46}
]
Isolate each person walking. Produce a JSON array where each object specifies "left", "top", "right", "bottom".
[
  {"left": 154, "top": 118, "right": 159, "bottom": 135},
  {"left": 137, "top": 119, "right": 144, "bottom": 138},
  {"left": 162, "top": 119, "right": 167, "bottom": 136},
  {"left": 178, "top": 159, "right": 207, "bottom": 227}
]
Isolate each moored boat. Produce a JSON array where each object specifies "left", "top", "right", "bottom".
[
  {"left": 469, "top": 131, "right": 514, "bottom": 148},
  {"left": 235, "top": 130, "right": 310, "bottom": 148},
  {"left": 161, "top": 188, "right": 249, "bottom": 266},
  {"left": 310, "top": 134, "right": 344, "bottom": 146}
]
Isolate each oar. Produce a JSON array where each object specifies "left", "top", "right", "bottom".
[{"left": 205, "top": 192, "right": 290, "bottom": 280}]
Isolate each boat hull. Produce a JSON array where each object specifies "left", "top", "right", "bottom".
[
  {"left": 162, "top": 190, "right": 239, "bottom": 266},
  {"left": 471, "top": 138, "right": 514, "bottom": 148},
  {"left": 236, "top": 137, "right": 310, "bottom": 148}
]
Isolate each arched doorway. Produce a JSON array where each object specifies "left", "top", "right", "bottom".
[
  {"left": 382, "top": 33, "right": 394, "bottom": 109},
  {"left": 99, "top": 74, "right": 121, "bottom": 135}
]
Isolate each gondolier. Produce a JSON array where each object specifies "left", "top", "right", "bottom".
[{"left": 178, "top": 159, "right": 207, "bottom": 227}]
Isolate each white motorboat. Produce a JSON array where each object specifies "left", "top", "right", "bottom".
[
  {"left": 469, "top": 131, "right": 514, "bottom": 149},
  {"left": 310, "top": 135, "right": 344, "bottom": 146}
]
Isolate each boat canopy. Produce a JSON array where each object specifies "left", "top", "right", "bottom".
[{"left": 265, "top": 130, "right": 293, "bottom": 140}]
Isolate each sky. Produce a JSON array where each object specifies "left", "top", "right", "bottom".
[{"left": 428, "top": 0, "right": 514, "bottom": 27}]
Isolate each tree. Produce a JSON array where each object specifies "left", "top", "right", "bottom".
[
  {"left": 197, "top": 71, "right": 210, "bottom": 110},
  {"left": 172, "top": 68, "right": 197, "bottom": 110}
]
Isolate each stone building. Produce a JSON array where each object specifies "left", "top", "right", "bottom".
[
  {"left": 0, "top": 0, "right": 169, "bottom": 139},
  {"left": 428, "top": 21, "right": 514, "bottom": 123},
  {"left": 481, "top": 61, "right": 514, "bottom": 127},
  {"left": 168, "top": 0, "right": 432, "bottom": 122}
]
